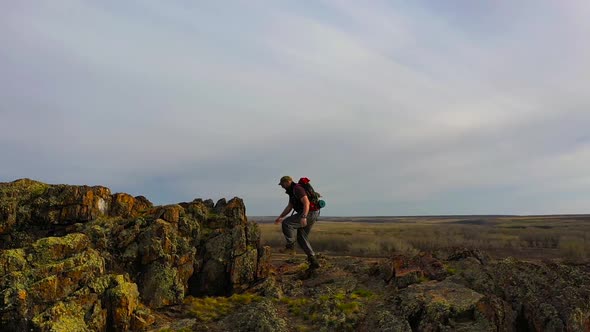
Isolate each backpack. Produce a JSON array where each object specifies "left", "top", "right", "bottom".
[{"left": 298, "top": 177, "right": 326, "bottom": 211}]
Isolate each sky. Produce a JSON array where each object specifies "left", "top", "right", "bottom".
[{"left": 1, "top": 1, "right": 589, "bottom": 216}]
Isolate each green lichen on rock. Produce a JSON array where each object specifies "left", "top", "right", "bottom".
[
  {"left": 106, "top": 278, "right": 140, "bottom": 331},
  {"left": 385, "top": 279, "right": 491, "bottom": 331},
  {"left": 87, "top": 274, "right": 119, "bottom": 295},
  {"left": 29, "top": 233, "right": 91, "bottom": 263},
  {"left": 360, "top": 307, "right": 412, "bottom": 332},
  {"left": 32, "top": 300, "right": 90, "bottom": 332},
  {"left": 230, "top": 248, "right": 258, "bottom": 289},
  {"left": 0, "top": 233, "right": 110, "bottom": 330},
  {"left": 0, "top": 179, "right": 49, "bottom": 235},
  {"left": 219, "top": 298, "right": 287, "bottom": 332},
  {"left": 140, "top": 261, "right": 185, "bottom": 308},
  {"left": 448, "top": 256, "right": 590, "bottom": 331},
  {"left": 1, "top": 178, "right": 270, "bottom": 330},
  {"left": 0, "top": 248, "right": 27, "bottom": 275}
]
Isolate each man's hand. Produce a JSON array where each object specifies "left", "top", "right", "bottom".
[
  {"left": 301, "top": 217, "right": 307, "bottom": 227},
  {"left": 275, "top": 217, "right": 283, "bottom": 225}
]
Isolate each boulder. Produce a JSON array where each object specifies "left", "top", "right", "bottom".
[
  {"left": 364, "top": 279, "right": 495, "bottom": 331},
  {"left": 110, "top": 193, "right": 152, "bottom": 218}
]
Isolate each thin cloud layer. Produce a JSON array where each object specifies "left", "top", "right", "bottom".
[{"left": 1, "top": 1, "right": 589, "bottom": 215}]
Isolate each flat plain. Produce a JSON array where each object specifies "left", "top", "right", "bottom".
[{"left": 252, "top": 215, "right": 590, "bottom": 262}]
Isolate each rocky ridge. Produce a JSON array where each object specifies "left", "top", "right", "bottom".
[{"left": 0, "top": 179, "right": 270, "bottom": 331}]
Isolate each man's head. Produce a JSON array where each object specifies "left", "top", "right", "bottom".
[{"left": 278, "top": 175, "right": 293, "bottom": 189}]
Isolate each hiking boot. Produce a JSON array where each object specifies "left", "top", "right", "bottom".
[
  {"left": 308, "top": 255, "right": 321, "bottom": 269},
  {"left": 278, "top": 245, "right": 296, "bottom": 255}
]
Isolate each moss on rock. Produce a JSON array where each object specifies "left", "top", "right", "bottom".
[
  {"left": 220, "top": 298, "right": 287, "bottom": 332},
  {"left": 107, "top": 278, "right": 140, "bottom": 331},
  {"left": 0, "top": 248, "right": 27, "bottom": 275},
  {"left": 32, "top": 301, "right": 90, "bottom": 332},
  {"left": 1, "top": 179, "right": 270, "bottom": 330},
  {"left": 29, "top": 233, "right": 91, "bottom": 263},
  {"left": 139, "top": 261, "right": 185, "bottom": 308}
]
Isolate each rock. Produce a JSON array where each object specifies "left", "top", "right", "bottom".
[
  {"left": 154, "top": 204, "right": 183, "bottom": 223},
  {"left": 256, "top": 246, "right": 272, "bottom": 280},
  {"left": 385, "top": 279, "right": 493, "bottom": 331},
  {"left": 110, "top": 193, "right": 153, "bottom": 218},
  {"left": 0, "top": 179, "right": 272, "bottom": 329},
  {"left": 0, "top": 248, "right": 27, "bottom": 275},
  {"left": 0, "top": 233, "right": 153, "bottom": 331},
  {"left": 0, "top": 179, "right": 111, "bottom": 248},
  {"left": 29, "top": 232, "right": 91, "bottom": 262},
  {"left": 246, "top": 221, "right": 261, "bottom": 246},
  {"left": 230, "top": 248, "right": 258, "bottom": 291},
  {"left": 37, "top": 183, "right": 112, "bottom": 224},
  {"left": 139, "top": 261, "right": 185, "bottom": 308},
  {"left": 219, "top": 299, "right": 287, "bottom": 332},
  {"left": 381, "top": 252, "right": 448, "bottom": 287},
  {"left": 0, "top": 179, "right": 49, "bottom": 236},
  {"left": 474, "top": 296, "right": 517, "bottom": 332},
  {"left": 214, "top": 198, "right": 227, "bottom": 215},
  {"left": 249, "top": 277, "right": 283, "bottom": 299},
  {"left": 360, "top": 306, "right": 412, "bottom": 332},
  {"left": 131, "top": 305, "right": 156, "bottom": 331},
  {"left": 223, "top": 197, "right": 247, "bottom": 227},
  {"left": 448, "top": 257, "right": 590, "bottom": 331},
  {"left": 31, "top": 300, "right": 92, "bottom": 332},
  {"left": 106, "top": 279, "right": 140, "bottom": 331}
]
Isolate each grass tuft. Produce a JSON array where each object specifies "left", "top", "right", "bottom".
[{"left": 184, "top": 293, "right": 262, "bottom": 322}]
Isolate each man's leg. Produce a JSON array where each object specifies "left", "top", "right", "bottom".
[
  {"left": 296, "top": 218, "right": 316, "bottom": 256},
  {"left": 297, "top": 210, "right": 320, "bottom": 268},
  {"left": 281, "top": 214, "right": 301, "bottom": 250}
]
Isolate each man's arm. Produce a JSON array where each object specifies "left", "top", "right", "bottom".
[
  {"left": 300, "top": 195, "right": 310, "bottom": 227},
  {"left": 275, "top": 203, "right": 293, "bottom": 224}
]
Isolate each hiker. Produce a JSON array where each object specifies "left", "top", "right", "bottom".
[{"left": 275, "top": 175, "right": 321, "bottom": 269}]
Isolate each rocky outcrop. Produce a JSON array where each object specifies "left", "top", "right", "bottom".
[
  {"left": 0, "top": 233, "right": 152, "bottom": 331},
  {"left": 0, "top": 179, "right": 153, "bottom": 249},
  {"left": 364, "top": 249, "right": 590, "bottom": 331},
  {"left": 448, "top": 256, "right": 590, "bottom": 331},
  {"left": 0, "top": 179, "right": 270, "bottom": 331}
]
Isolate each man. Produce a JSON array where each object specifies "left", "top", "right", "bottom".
[{"left": 275, "top": 175, "right": 321, "bottom": 269}]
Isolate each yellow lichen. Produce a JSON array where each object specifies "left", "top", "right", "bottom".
[{"left": 17, "top": 289, "right": 27, "bottom": 301}]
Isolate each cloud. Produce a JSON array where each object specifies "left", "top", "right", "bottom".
[{"left": 1, "top": 1, "right": 588, "bottom": 215}]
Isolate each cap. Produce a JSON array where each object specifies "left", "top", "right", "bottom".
[{"left": 278, "top": 175, "right": 292, "bottom": 185}]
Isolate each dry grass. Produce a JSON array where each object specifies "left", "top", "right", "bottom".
[{"left": 258, "top": 216, "right": 590, "bottom": 262}]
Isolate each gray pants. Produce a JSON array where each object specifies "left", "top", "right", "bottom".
[{"left": 282, "top": 210, "right": 320, "bottom": 257}]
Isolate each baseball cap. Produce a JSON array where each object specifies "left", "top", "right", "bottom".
[{"left": 278, "top": 175, "right": 292, "bottom": 185}]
